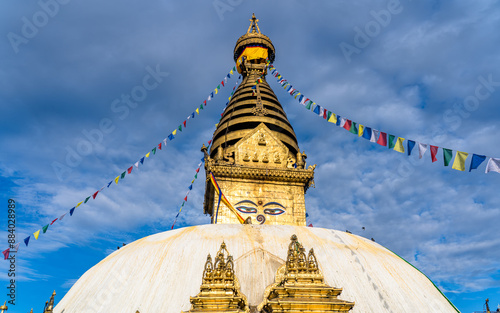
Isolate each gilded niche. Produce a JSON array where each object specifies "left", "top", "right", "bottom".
[
  {"left": 258, "top": 235, "right": 355, "bottom": 313},
  {"left": 235, "top": 123, "right": 289, "bottom": 168},
  {"left": 183, "top": 242, "right": 250, "bottom": 313}
]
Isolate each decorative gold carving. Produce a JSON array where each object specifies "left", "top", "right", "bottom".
[
  {"left": 274, "top": 153, "right": 281, "bottom": 164},
  {"left": 43, "top": 291, "right": 56, "bottom": 313},
  {"left": 0, "top": 301, "right": 7, "bottom": 313},
  {"left": 258, "top": 133, "right": 266, "bottom": 146},
  {"left": 224, "top": 151, "right": 235, "bottom": 164},
  {"left": 243, "top": 153, "right": 250, "bottom": 162},
  {"left": 183, "top": 242, "right": 250, "bottom": 313},
  {"left": 258, "top": 235, "right": 355, "bottom": 313},
  {"left": 296, "top": 151, "right": 307, "bottom": 169}
]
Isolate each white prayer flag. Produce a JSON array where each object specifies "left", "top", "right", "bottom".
[
  {"left": 485, "top": 157, "right": 500, "bottom": 173},
  {"left": 418, "top": 143, "right": 428, "bottom": 159},
  {"left": 370, "top": 129, "right": 379, "bottom": 143}
]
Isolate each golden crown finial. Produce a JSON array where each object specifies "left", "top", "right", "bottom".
[
  {"left": 0, "top": 301, "right": 7, "bottom": 313},
  {"left": 247, "top": 13, "right": 261, "bottom": 34}
]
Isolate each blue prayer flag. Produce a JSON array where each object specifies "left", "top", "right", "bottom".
[
  {"left": 24, "top": 236, "right": 30, "bottom": 247},
  {"left": 168, "top": 134, "right": 174, "bottom": 141},
  {"left": 362, "top": 126, "right": 372, "bottom": 140},
  {"left": 107, "top": 181, "right": 112, "bottom": 188},
  {"left": 140, "top": 157, "right": 145, "bottom": 164},
  {"left": 469, "top": 154, "right": 486, "bottom": 172},
  {"left": 336, "top": 115, "right": 341, "bottom": 126},
  {"left": 313, "top": 105, "right": 321, "bottom": 115},
  {"left": 70, "top": 207, "right": 75, "bottom": 216},
  {"left": 407, "top": 140, "right": 416, "bottom": 156},
  {"left": 189, "top": 185, "right": 193, "bottom": 190}
]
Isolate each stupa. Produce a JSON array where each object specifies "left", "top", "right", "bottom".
[{"left": 51, "top": 14, "right": 459, "bottom": 313}]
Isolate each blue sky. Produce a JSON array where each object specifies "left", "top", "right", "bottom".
[{"left": 1, "top": 1, "right": 500, "bottom": 312}]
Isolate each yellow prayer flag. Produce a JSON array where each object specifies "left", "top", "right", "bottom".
[
  {"left": 228, "top": 96, "right": 231, "bottom": 101},
  {"left": 114, "top": 176, "right": 119, "bottom": 184},
  {"left": 452, "top": 151, "right": 469, "bottom": 171},
  {"left": 327, "top": 112, "right": 337, "bottom": 124},
  {"left": 215, "top": 123, "right": 219, "bottom": 128},
  {"left": 230, "top": 70, "right": 233, "bottom": 75},
  {"left": 146, "top": 152, "right": 150, "bottom": 158},
  {"left": 196, "top": 108, "right": 199, "bottom": 115},
  {"left": 34, "top": 230, "right": 40, "bottom": 240},
  {"left": 215, "top": 88, "right": 218, "bottom": 95},
  {"left": 76, "top": 201, "right": 83, "bottom": 208},
  {"left": 294, "top": 92, "right": 301, "bottom": 99},
  {"left": 172, "top": 129, "right": 177, "bottom": 135},
  {"left": 394, "top": 137, "right": 405, "bottom": 153},
  {"left": 358, "top": 125, "right": 364, "bottom": 137}
]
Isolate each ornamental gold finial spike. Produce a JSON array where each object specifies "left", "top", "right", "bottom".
[
  {"left": 43, "top": 290, "right": 56, "bottom": 313},
  {"left": 0, "top": 301, "right": 7, "bottom": 312},
  {"left": 247, "top": 13, "right": 261, "bottom": 34}
]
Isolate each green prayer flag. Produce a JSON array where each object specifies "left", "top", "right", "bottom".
[
  {"left": 305, "top": 101, "right": 312, "bottom": 110},
  {"left": 200, "top": 104, "right": 204, "bottom": 110},
  {"left": 217, "top": 85, "right": 220, "bottom": 89},
  {"left": 121, "top": 171, "right": 126, "bottom": 179},
  {"left": 327, "top": 111, "right": 332, "bottom": 120},
  {"left": 349, "top": 122, "right": 358, "bottom": 135},
  {"left": 84, "top": 196, "right": 91, "bottom": 203},
  {"left": 178, "top": 125, "right": 182, "bottom": 132},
  {"left": 194, "top": 173, "right": 198, "bottom": 179},
  {"left": 233, "top": 66, "right": 236, "bottom": 71},
  {"left": 152, "top": 147, "right": 157, "bottom": 155},
  {"left": 443, "top": 148, "right": 453, "bottom": 166},
  {"left": 42, "top": 224, "right": 49, "bottom": 233},
  {"left": 388, "top": 134, "right": 396, "bottom": 149}
]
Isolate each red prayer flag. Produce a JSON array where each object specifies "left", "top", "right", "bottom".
[
  {"left": 92, "top": 190, "right": 99, "bottom": 199},
  {"left": 204, "top": 100, "right": 207, "bottom": 105},
  {"left": 430, "top": 145, "right": 439, "bottom": 162},
  {"left": 308, "top": 223, "right": 313, "bottom": 227},
  {"left": 184, "top": 196, "right": 188, "bottom": 201},
  {"left": 377, "top": 132, "right": 387, "bottom": 146},
  {"left": 208, "top": 140, "right": 212, "bottom": 145},
  {"left": 323, "top": 110, "right": 328, "bottom": 119},
  {"left": 221, "top": 80, "right": 224, "bottom": 87},
  {"left": 158, "top": 143, "right": 162, "bottom": 150},
  {"left": 50, "top": 218, "right": 58, "bottom": 225},
  {"left": 128, "top": 166, "right": 133, "bottom": 174},
  {"left": 183, "top": 120, "right": 186, "bottom": 127},
  {"left": 196, "top": 168, "right": 200, "bottom": 173},
  {"left": 2, "top": 248, "right": 10, "bottom": 260},
  {"left": 343, "top": 119, "right": 352, "bottom": 131}
]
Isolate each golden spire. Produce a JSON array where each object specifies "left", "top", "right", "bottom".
[
  {"left": 0, "top": 301, "right": 7, "bottom": 313},
  {"left": 247, "top": 13, "right": 261, "bottom": 34}
]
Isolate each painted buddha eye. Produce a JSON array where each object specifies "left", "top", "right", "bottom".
[
  {"left": 263, "top": 208, "right": 285, "bottom": 215},
  {"left": 236, "top": 206, "right": 257, "bottom": 214}
]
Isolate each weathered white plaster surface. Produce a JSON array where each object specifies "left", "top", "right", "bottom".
[{"left": 55, "top": 224, "right": 458, "bottom": 313}]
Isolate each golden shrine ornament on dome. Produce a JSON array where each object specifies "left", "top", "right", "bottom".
[
  {"left": 258, "top": 235, "right": 355, "bottom": 313},
  {"left": 182, "top": 242, "right": 250, "bottom": 313}
]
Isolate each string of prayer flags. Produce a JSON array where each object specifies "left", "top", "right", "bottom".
[
  {"left": 4, "top": 68, "right": 243, "bottom": 257},
  {"left": 267, "top": 63, "right": 499, "bottom": 174}
]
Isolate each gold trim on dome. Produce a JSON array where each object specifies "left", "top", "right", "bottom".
[
  {"left": 183, "top": 242, "right": 250, "bottom": 313},
  {"left": 257, "top": 235, "right": 355, "bottom": 313}
]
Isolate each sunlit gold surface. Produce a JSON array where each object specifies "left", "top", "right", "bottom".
[
  {"left": 183, "top": 242, "right": 250, "bottom": 313},
  {"left": 258, "top": 235, "right": 354, "bottom": 312}
]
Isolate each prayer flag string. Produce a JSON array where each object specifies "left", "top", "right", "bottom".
[
  {"left": 267, "top": 62, "right": 500, "bottom": 175},
  {"left": 3, "top": 67, "right": 240, "bottom": 259}
]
